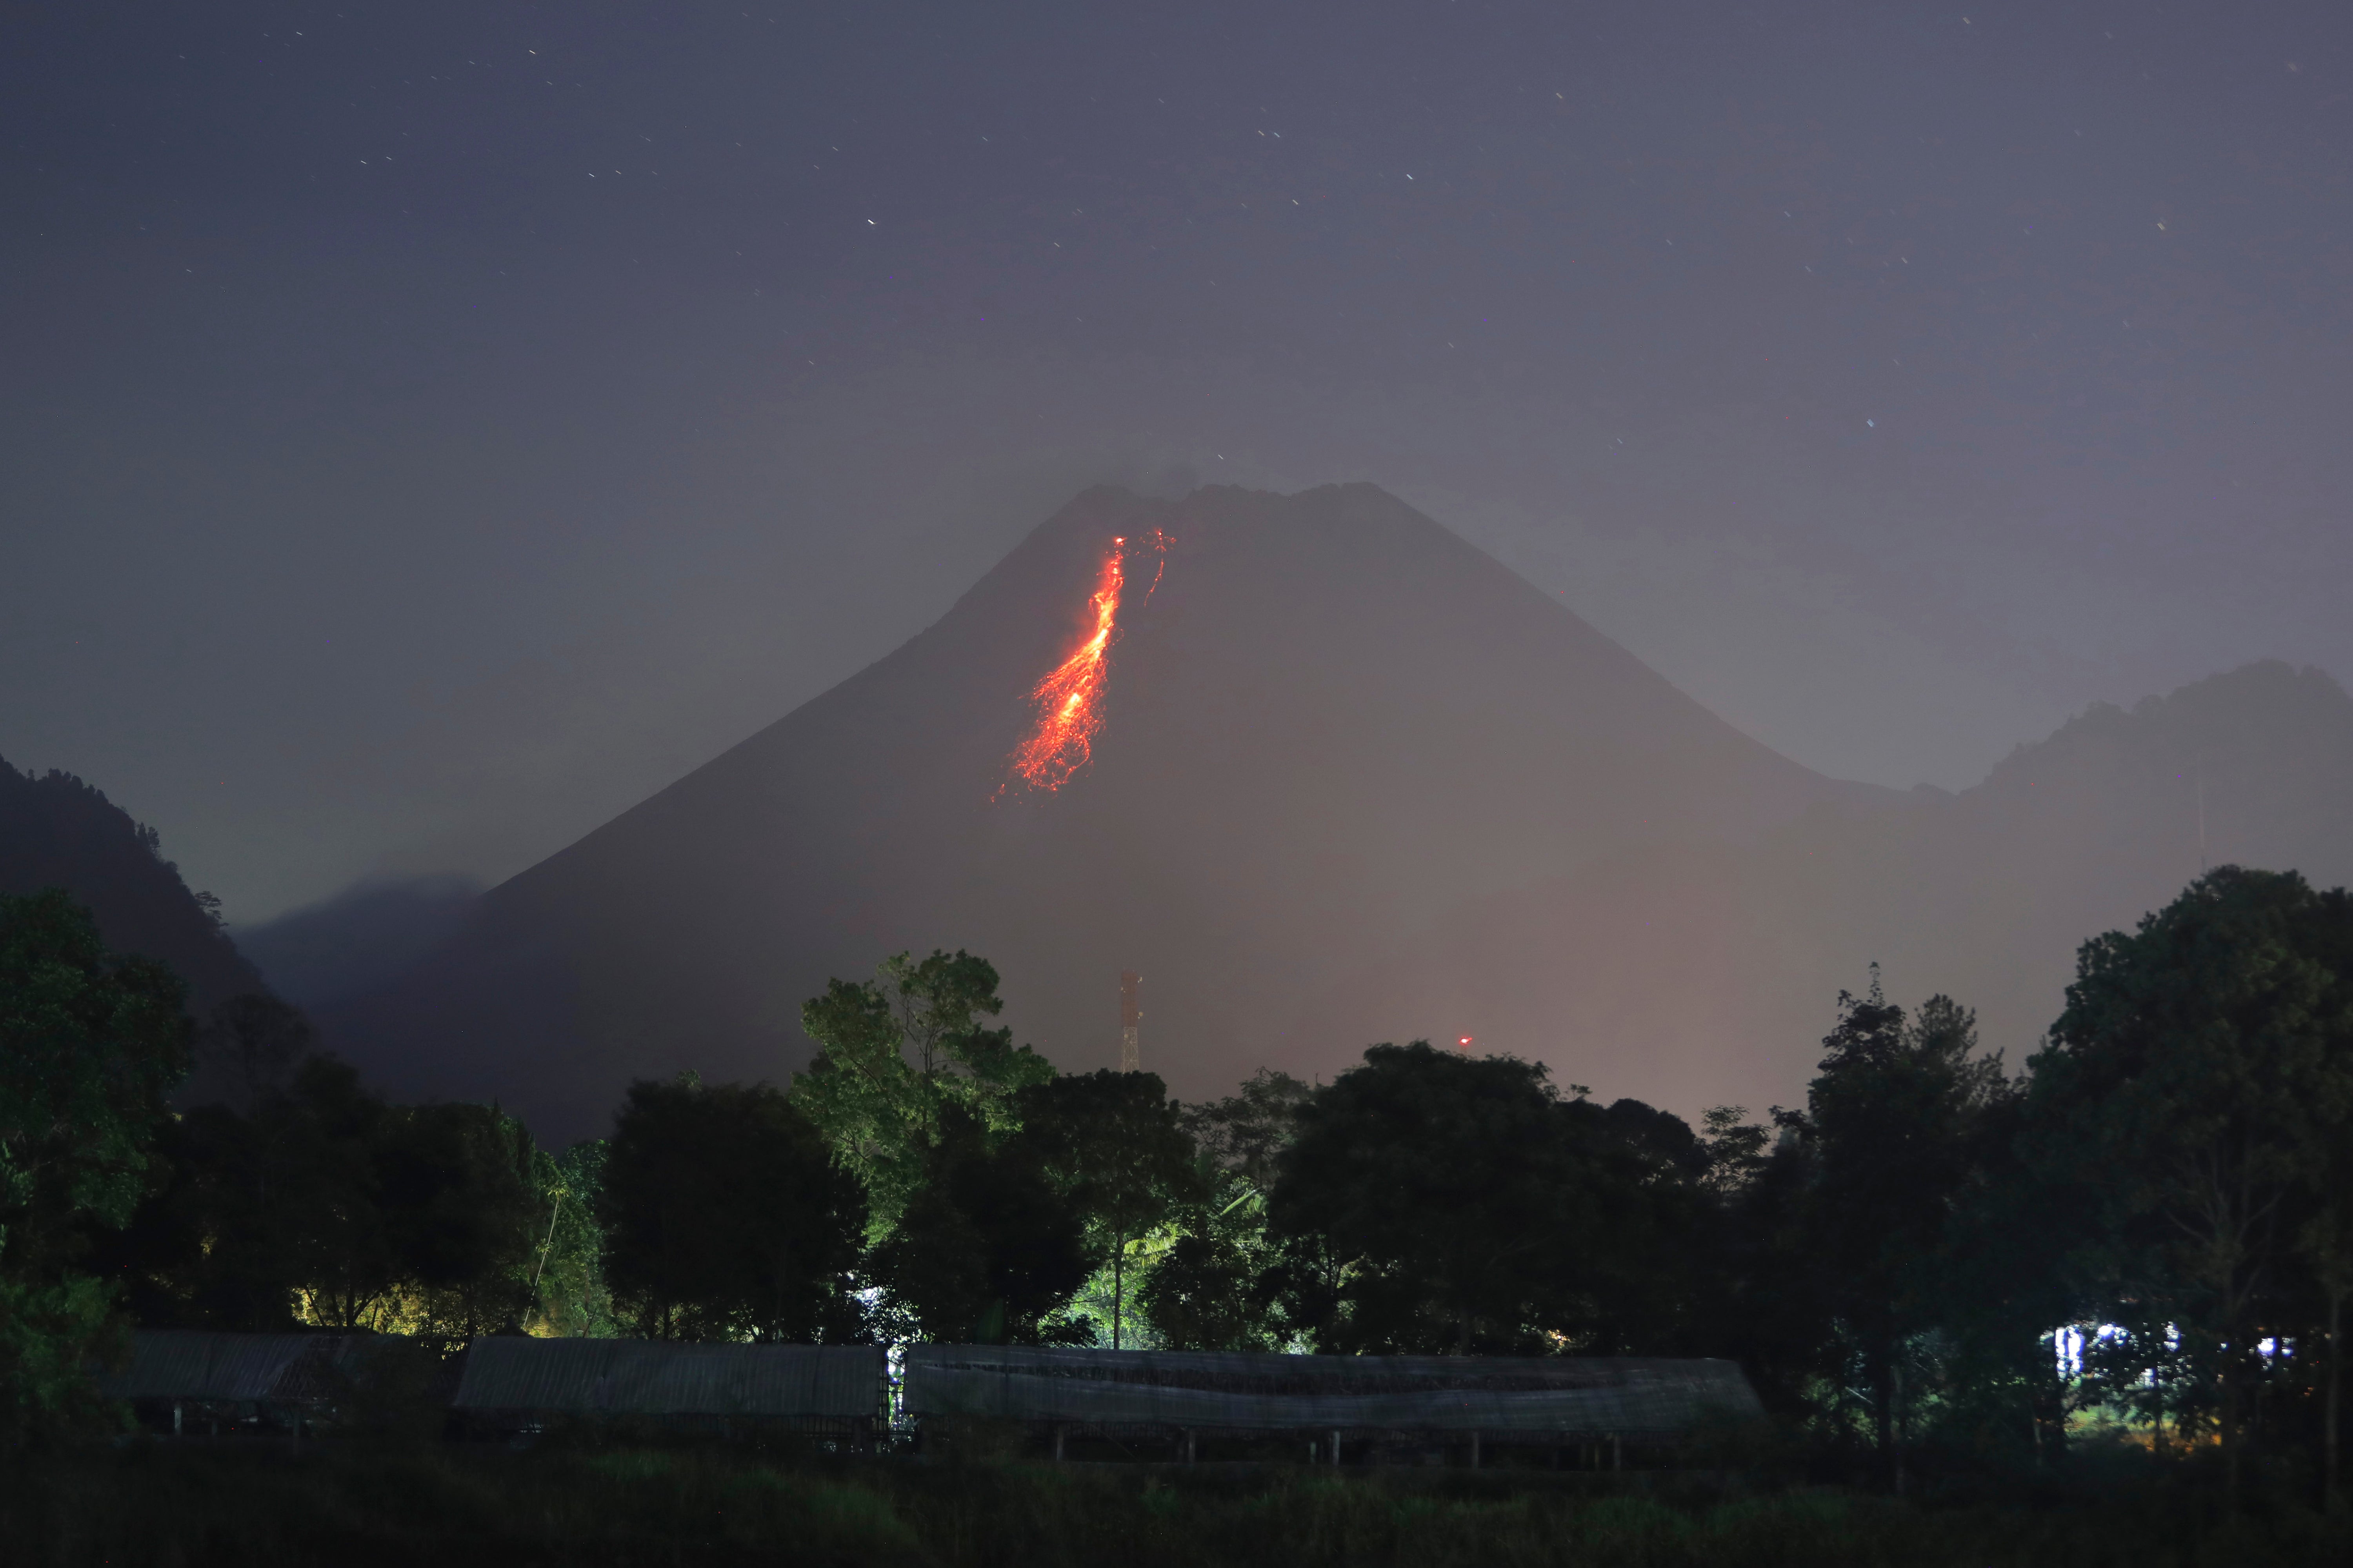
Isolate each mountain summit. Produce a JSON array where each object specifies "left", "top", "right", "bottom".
[
  {"left": 323, "top": 487, "right": 2353, "bottom": 1141},
  {"left": 328, "top": 484, "right": 1879, "bottom": 1136}
]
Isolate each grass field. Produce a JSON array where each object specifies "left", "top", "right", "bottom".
[{"left": 4, "top": 1440, "right": 2346, "bottom": 1568}]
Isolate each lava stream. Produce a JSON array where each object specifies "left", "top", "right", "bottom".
[{"left": 1001, "top": 530, "right": 1166, "bottom": 795}]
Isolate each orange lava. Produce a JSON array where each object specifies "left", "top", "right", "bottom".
[{"left": 1002, "top": 531, "right": 1166, "bottom": 795}]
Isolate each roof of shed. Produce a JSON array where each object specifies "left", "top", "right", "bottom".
[
  {"left": 901, "top": 1346, "right": 1763, "bottom": 1435},
  {"left": 95, "top": 1332, "right": 366, "bottom": 1403},
  {"left": 452, "top": 1337, "right": 885, "bottom": 1418}
]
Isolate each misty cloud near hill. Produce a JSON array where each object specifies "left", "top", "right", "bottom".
[{"left": 233, "top": 874, "right": 482, "bottom": 1011}]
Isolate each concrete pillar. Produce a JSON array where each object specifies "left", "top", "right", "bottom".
[
  {"left": 1331, "top": 1429, "right": 1343, "bottom": 1466},
  {"left": 1469, "top": 1432, "right": 1481, "bottom": 1469}
]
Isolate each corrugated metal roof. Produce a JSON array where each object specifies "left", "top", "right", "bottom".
[
  {"left": 452, "top": 1337, "right": 885, "bottom": 1418},
  {"left": 902, "top": 1346, "right": 1762, "bottom": 1436},
  {"left": 96, "top": 1332, "right": 361, "bottom": 1403}
]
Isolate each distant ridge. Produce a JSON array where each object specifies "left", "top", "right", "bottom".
[
  {"left": 1310, "top": 660, "right": 2353, "bottom": 1119},
  {"left": 0, "top": 758, "right": 269, "bottom": 1013},
  {"left": 234, "top": 875, "right": 480, "bottom": 1011}
]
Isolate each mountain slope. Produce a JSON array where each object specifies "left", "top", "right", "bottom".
[
  {"left": 0, "top": 759, "right": 269, "bottom": 1013},
  {"left": 329, "top": 483, "right": 1881, "bottom": 1137},
  {"left": 1317, "top": 660, "right": 2353, "bottom": 1118}
]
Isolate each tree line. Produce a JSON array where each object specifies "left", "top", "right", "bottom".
[{"left": 5, "top": 868, "right": 2353, "bottom": 1508}]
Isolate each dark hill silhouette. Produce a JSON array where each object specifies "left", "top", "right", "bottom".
[
  {"left": 233, "top": 874, "right": 480, "bottom": 1010},
  {"left": 325, "top": 484, "right": 1890, "bottom": 1138},
  {"left": 0, "top": 758, "right": 269, "bottom": 1013},
  {"left": 1315, "top": 660, "right": 2353, "bottom": 1119}
]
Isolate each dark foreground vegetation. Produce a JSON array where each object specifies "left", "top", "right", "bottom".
[
  {"left": 8, "top": 860, "right": 2353, "bottom": 1559},
  {"left": 6, "top": 1438, "right": 2350, "bottom": 1568}
]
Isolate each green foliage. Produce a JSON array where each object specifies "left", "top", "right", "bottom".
[
  {"left": 0, "top": 1275, "right": 127, "bottom": 1450},
  {"left": 101, "top": 1055, "right": 562, "bottom": 1339},
  {"left": 871, "top": 1106, "right": 1091, "bottom": 1344},
  {"left": 1773, "top": 976, "right": 2021, "bottom": 1488},
  {"left": 1182, "top": 1067, "right": 1313, "bottom": 1191},
  {"left": 795, "top": 950, "right": 1053, "bottom": 1236},
  {"left": 373, "top": 1101, "right": 546, "bottom": 1336},
  {"left": 1131, "top": 1069, "right": 1313, "bottom": 1351},
  {"left": 1139, "top": 1171, "right": 1286, "bottom": 1350},
  {"left": 528, "top": 1140, "right": 617, "bottom": 1338},
  {"left": 1267, "top": 1042, "right": 1694, "bottom": 1355},
  {"left": 0, "top": 889, "right": 190, "bottom": 1449},
  {"left": 1018, "top": 1070, "right": 1204, "bottom": 1348},
  {"left": 598, "top": 1075, "right": 867, "bottom": 1341},
  {"left": 2026, "top": 868, "right": 2353, "bottom": 1491},
  {"left": 0, "top": 888, "right": 192, "bottom": 1271}
]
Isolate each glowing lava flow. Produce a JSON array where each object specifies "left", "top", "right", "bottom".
[{"left": 1001, "top": 531, "right": 1166, "bottom": 795}]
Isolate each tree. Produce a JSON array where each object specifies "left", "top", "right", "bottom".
[
  {"left": 2302, "top": 1142, "right": 2353, "bottom": 1513},
  {"left": 1267, "top": 1042, "right": 1672, "bottom": 1355},
  {"left": 872, "top": 1105, "right": 1091, "bottom": 1344},
  {"left": 373, "top": 1101, "right": 546, "bottom": 1337},
  {"left": 1138, "top": 1169, "right": 1285, "bottom": 1351},
  {"left": 527, "top": 1140, "right": 617, "bottom": 1339},
  {"left": 2025, "top": 869, "right": 2353, "bottom": 1504},
  {"left": 191, "top": 992, "right": 312, "bottom": 1110},
  {"left": 266, "top": 1056, "right": 403, "bottom": 1330},
  {"left": 795, "top": 951, "right": 1053, "bottom": 1235},
  {"left": 1019, "top": 1071, "right": 1203, "bottom": 1348},
  {"left": 0, "top": 890, "right": 193, "bottom": 1274},
  {"left": 93, "top": 1053, "right": 385, "bottom": 1332},
  {"left": 1777, "top": 975, "right": 2015, "bottom": 1493},
  {"left": 599, "top": 1075, "right": 867, "bottom": 1342},
  {"left": 1696, "top": 1105, "right": 1772, "bottom": 1199},
  {"left": 106, "top": 1053, "right": 592, "bottom": 1341},
  {"left": 1135, "top": 1069, "right": 1314, "bottom": 1352},
  {"left": 0, "top": 889, "right": 193, "bottom": 1445},
  {"left": 1182, "top": 1068, "right": 1312, "bottom": 1191}
]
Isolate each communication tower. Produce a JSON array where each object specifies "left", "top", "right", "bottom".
[{"left": 1119, "top": 970, "right": 1142, "bottom": 1072}]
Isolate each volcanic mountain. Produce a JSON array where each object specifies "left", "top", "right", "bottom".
[
  {"left": 325, "top": 484, "right": 1893, "bottom": 1137},
  {"left": 324, "top": 485, "right": 2353, "bottom": 1140}
]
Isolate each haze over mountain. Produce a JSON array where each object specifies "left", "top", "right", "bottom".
[
  {"left": 231, "top": 874, "right": 480, "bottom": 1012},
  {"left": 307, "top": 485, "right": 2353, "bottom": 1142}
]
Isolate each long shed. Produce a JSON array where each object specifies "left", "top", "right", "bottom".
[
  {"left": 902, "top": 1346, "right": 1762, "bottom": 1454},
  {"left": 96, "top": 1331, "right": 377, "bottom": 1434},
  {"left": 96, "top": 1328, "right": 372, "bottom": 1403},
  {"left": 451, "top": 1337, "right": 886, "bottom": 1436}
]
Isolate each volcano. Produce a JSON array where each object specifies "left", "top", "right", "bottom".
[
  {"left": 323, "top": 485, "right": 2353, "bottom": 1140},
  {"left": 326, "top": 485, "right": 1886, "bottom": 1136}
]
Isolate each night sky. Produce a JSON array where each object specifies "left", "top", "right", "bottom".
[{"left": 7, "top": 1, "right": 2349, "bottom": 924}]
